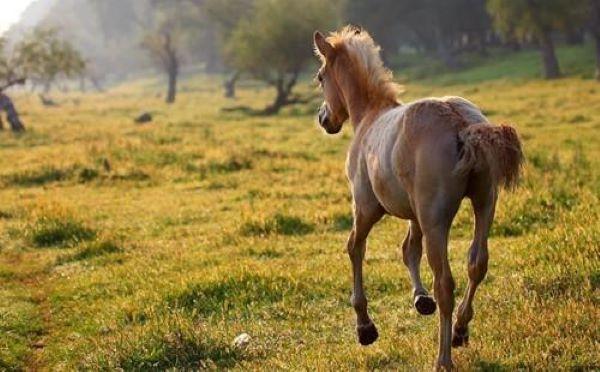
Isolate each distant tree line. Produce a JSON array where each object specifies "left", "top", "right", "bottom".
[
  {"left": 347, "top": 0, "right": 600, "bottom": 80},
  {"left": 163, "top": 0, "right": 600, "bottom": 108},
  {"left": 3, "top": 0, "right": 600, "bottom": 114}
]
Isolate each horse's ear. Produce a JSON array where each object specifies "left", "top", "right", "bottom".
[{"left": 314, "top": 31, "right": 334, "bottom": 60}]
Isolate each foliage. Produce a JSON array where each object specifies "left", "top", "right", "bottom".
[
  {"left": 348, "top": 0, "right": 491, "bottom": 66},
  {"left": 224, "top": 0, "right": 342, "bottom": 111},
  {"left": 13, "top": 27, "right": 86, "bottom": 91},
  {"left": 0, "top": 38, "right": 17, "bottom": 87},
  {"left": 141, "top": 26, "right": 180, "bottom": 70},
  {"left": 487, "top": 0, "right": 585, "bottom": 39},
  {"left": 204, "top": 0, "right": 255, "bottom": 38},
  {"left": 226, "top": 0, "right": 340, "bottom": 79}
]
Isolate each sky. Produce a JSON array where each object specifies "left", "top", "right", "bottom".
[{"left": 0, "top": 0, "right": 36, "bottom": 34}]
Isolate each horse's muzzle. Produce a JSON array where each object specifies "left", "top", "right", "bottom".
[{"left": 318, "top": 104, "right": 341, "bottom": 134}]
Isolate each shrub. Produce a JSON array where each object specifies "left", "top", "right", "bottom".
[
  {"left": 240, "top": 214, "right": 314, "bottom": 236},
  {"left": 28, "top": 216, "right": 96, "bottom": 248}
]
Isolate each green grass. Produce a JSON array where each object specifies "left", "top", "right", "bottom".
[
  {"left": 27, "top": 215, "right": 96, "bottom": 248},
  {"left": 0, "top": 44, "right": 598, "bottom": 370},
  {"left": 397, "top": 43, "right": 597, "bottom": 85}
]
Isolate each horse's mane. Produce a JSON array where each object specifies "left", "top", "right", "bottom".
[{"left": 326, "top": 26, "right": 400, "bottom": 105}]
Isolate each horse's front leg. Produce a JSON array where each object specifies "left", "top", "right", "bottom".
[{"left": 348, "top": 203, "right": 384, "bottom": 345}]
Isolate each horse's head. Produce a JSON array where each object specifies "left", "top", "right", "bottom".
[{"left": 313, "top": 31, "right": 349, "bottom": 135}]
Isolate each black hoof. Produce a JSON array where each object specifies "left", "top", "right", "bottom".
[
  {"left": 414, "top": 295, "right": 436, "bottom": 315},
  {"left": 451, "top": 327, "right": 469, "bottom": 348},
  {"left": 357, "top": 321, "right": 379, "bottom": 346}
]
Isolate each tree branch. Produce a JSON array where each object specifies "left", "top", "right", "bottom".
[{"left": 0, "top": 77, "right": 26, "bottom": 92}]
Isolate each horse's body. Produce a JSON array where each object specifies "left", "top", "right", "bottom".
[
  {"left": 313, "top": 27, "right": 523, "bottom": 370},
  {"left": 351, "top": 97, "right": 488, "bottom": 220}
]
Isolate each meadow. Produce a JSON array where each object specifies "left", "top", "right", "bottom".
[{"left": 0, "top": 45, "right": 598, "bottom": 370}]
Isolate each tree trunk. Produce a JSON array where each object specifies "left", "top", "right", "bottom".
[
  {"left": 166, "top": 61, "right": 178, "bottom": 104},
  {"left": 79, "top": 77, "right": 86, "bottom": 93},
  {"left": 90, "top": 77, "right": 104, "bottom": 92},
  {"left": 224, "top": 71, "right": 240, "bottom": 99},
  {"left": 565, "top": 28, "right": 584, "bottom": 45},
  {"left": 435, "top": 28, "right": 459, "bottom": 69},
  {"left": 539, "top": 31, "right": 561, "bottom": 79},
  {"left": 594, "top": 33, "right": 600, "bottom": 81},
  {"left": 0, "top": 93, "right": 25, "bottom": 132},
  {"left": 264, "top": 72, "right": 298, "bottom": 115},
  {"left": 43, "top": 80, "right": 52, "bottom": 94},
  {"left": 266, "top": 87, "right": 288, "bottom": 115},
  {"left": 590, "top": 0, "right": 600, "bottom": 81}
]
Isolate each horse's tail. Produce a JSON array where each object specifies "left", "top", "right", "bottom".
[{"left": 454, "top": 123, "right": 523, "bottom": 190}]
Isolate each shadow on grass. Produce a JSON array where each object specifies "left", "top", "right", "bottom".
[
  {"left": 473, "top": 360, "right": 536, "bottom": 371},
  {"left": 221, "top": 93, "right": 320, "bottom": 117},
  {"left": 240, "top": 214, "right": 314, "bottom": 237},
  {"left": 331, "top": 213, "right": 353, "bottom": 232},
  {"left": 1, "top": 164, "right": 152, "bottom": 187},
  {"left": 2, "top": 166, "right": 70, "bottom": 187},
  {"left": 27, "top": 216, "right": 96, "bottom": 248},
  {"left": 167, "top": 273, "right": 324, "bottom": 319},
  {"left": 95, "top": 325, "right": 245, "bottom": 370},
  {"left": 119, "top": 336, "right": 240, "bottom": 370},
  {"left": 56, "top": 239, "right": 123, "bottom": 264}
]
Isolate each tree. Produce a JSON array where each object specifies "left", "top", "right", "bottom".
[
  {"left": 142, "top": 24, "right": 181, "bottom": 104},
  {"left": 15, "top": 27, "right": 86, "bottom": 93},
  {"left": 142, "top": 1, "right": 204, "bottom": 104},
  {"left": 203, "top": 0, "right": 254, "bottom": 98},
  {"left": 487, "top": 0, "right": 584, "bottom": 79},
  {"left": 0, "top": 28, "right": 86, "bottom": 132},
  {"left": 0, "top": 38, "right": 26, "bottom": 132},
  {"left": 588, "top": 0, "right": 600, "bottom": 80},
  {"left": 225, "top": 0, "right": 342, "bottom": 114}
]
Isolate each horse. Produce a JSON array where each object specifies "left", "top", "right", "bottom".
[{"left": 313, "top": 26, "right": 523, "bottom": 370}]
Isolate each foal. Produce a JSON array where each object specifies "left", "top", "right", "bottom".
[{"left": 313, "top": 26, "right": 522, "bottom": 370}]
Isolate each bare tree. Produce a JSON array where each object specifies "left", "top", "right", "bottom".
[{"left": 143, "top": 25, "right": 180, "bottom": 104}]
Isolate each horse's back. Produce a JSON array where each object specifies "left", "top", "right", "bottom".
[{"left": 400, "top": 96, "right": 487, "bottom": 139}]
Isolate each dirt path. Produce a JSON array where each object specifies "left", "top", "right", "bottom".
[
  {"left": 24, "top": 275, "right": 53, "bottom": 372},
  {"left": 2, "top": 250, "right": 56, "bottom": 372}
]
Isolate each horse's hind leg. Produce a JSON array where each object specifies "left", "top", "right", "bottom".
[
  {"left": 348, "top": 202, "right": 384, "bottom": 345},
  {"left": 452, "top": 178, "right": 497, "bottom": 348},
  {"left": 421, "top": 220, "right": 455, "bottom": 370},
  {"left": 402, "top": 220, "right": 436, "bottom": 315}
]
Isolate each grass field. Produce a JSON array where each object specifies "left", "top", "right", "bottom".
[{"left": 0, "top": 45, "right": 599, "bottom": 370}]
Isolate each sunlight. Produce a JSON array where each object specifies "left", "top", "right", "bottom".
[{"left": 0, "top": 0, "right": 36, "bottom": 33}]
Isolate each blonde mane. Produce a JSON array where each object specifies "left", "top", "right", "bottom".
[{"left": 327, "top": 26, "right": 400, "bottom": 105}]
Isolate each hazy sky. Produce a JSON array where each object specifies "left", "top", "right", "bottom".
[{"left": 0, "top": 0, "right": 35, "bottom": 34}]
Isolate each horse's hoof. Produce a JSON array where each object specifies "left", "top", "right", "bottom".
[
  {"left": 414, "top": 294, "right": 436, "bottom": 315},
  {"left": 451, "top": 327, "right": 469, "bottom": 348},
  {"left": 356, "top": 321, "right": 379, "bottom": 346}
]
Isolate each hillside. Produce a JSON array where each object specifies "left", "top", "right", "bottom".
[{"left": 0, "top": 53, "right": 598, "bottom": 369}]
